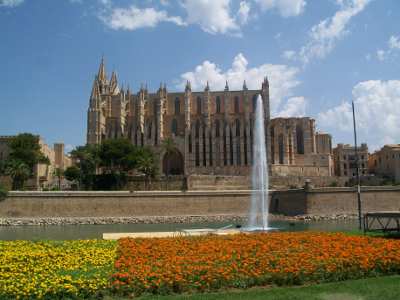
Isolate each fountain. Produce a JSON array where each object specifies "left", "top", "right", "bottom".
[{"left": 244, "top": 94, "right": 273, "bottom": 231}]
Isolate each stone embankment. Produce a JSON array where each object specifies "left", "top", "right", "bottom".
[{"left": 0, "top": 214, "right": 358, "bottom": 226}]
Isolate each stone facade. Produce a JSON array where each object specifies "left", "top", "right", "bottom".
[
  {"left": 369, "top": 144, "right": 400, "bottom": 182},
  {"left": 269, "top": 118, "right": 333, "bottom": 176},
  {"left": 333, "top": 143, "right": 369, "bottom": 177},
  {"left": 87, "top": 58, "right": 333, "bottom": 177},
  {"left": 0, "top": 136, "right": 71, "bottom": 189}
]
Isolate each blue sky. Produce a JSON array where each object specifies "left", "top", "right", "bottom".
[{"left": 0, "top": 0, "right": 399, "bottom": 152}]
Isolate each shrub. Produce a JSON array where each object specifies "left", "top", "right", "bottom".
[{"left": 0, "top": 183, "right": 8, "bottom": 201}]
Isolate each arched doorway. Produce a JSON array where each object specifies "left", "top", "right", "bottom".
[{"left": 163, "top": 149, "right": 184, "bottom": 175}]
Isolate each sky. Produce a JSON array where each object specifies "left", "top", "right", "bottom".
[{"left": 0, "top": 0, "right": 399, "bottom": 153}]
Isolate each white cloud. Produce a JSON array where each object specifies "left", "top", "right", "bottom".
[
  {"left": 255, "top": 0, "right": 306, "bottom": 17},
  {"left": 376, "top": 49, "right": 386, "bottom": 61},
  {"left": 177, "top": 53, "right": 301, "bottom": 114},
  {"left": 318, "top": 80, "right": 400, "bottom": 150},
  {"left": 298, "top": 0, "right": 371, "bottom": 65},
  {"left": 389, "top": 35, "right": 400, "bottom": 50},
  {"left": 282, "top": 50, "right": 296, "bottom": 60},
  {"left": 0, "top": 0, "right": 23, "bottom": 7},
  {"left": 181, "top": 0, "right": 239, "bottom": 35},
  {"left": 376, "top": 35, "right": 400, "bottom": 61},
  {"left": 237, "top": 1, "right": 251, "bottom": 25},
  {"left": 276, "top": 96, "right": 306, "bottom": 117},
  {"left": 100, "top": 5, "right": 185, "bottom": 31}
]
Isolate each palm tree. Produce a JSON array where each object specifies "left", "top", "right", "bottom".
[
  {"left": 136, "top": 153, "right": 157, "bottom": 190},
  {"left": 53, "top": 168, "right": 64, "bottom": 190},
  {"left": 5, "top": 160, "right": 31, "bottom": 190}
]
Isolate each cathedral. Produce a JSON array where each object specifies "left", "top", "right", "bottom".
[{"left": 87, "top": 58, "right": 333, "bottom": 177}]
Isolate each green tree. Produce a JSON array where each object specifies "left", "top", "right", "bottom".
[
  {"left": 53, "top": 168, "right": 64, "bottom": 190},
  {"left": 70, "top": 144, "right": 99, "bottom": 190},
  {"left": 2, "top": 133, "right": 50, "bottom": 190},
  {"left": 136, "top": 147, "right": 158, "bottom": 190},
  {"left": 5, "top": 160, "right": 31, "bottom": 190},
  {"left": 8, "top": 133, "right": 49, "bottom": 170},
  {"left": 98, "top": 138, "right": 137, "bottom": 173}
]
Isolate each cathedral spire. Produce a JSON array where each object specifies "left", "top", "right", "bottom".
[
  {"left": 90, "top": 77, "right": 100, "bottom": 100},
  {"left": 110, "top": 71, "right": 117, "bottom": 86},
  {"left": 243, "top": 80, "right": 247, "bottom": 90},
  {"left": 185, "top": 80, "right": 191, "bottom": 92},
  {"left": 98, "top": 56, "right": 107, "bottom": 82},
  {"left": 205, "top": 81, "right": 210, "bottom": 91},
  {"left": 262, "top": 76, "right": 269, "bottom": 89},
  {"left": 224, "top": 80, "right": 229, "bottom": 91}
]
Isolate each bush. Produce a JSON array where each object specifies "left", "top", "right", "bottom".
[{"left": 0, "top": 184, "right": 8, "bottom": 201}]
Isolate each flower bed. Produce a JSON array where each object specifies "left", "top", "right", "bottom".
[
  {"left": 0, "top": 240, "right": 115, "bottom": 299},
  {"left": 112, "top": 232, "right": 400, "bottom": 296}
]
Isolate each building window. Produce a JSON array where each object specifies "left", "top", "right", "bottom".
[
  {"left": 343, "top": 155, "right": 346, "bottom": 160},
  {"left": 296, "top": 124, "right": 304, "bottom": 154},
  {"left": 216, "top": 96, "right": 221, "bottom": 114},
  {"left": 147, "top": 122, "right": 152, "bottom": 139},
  {"left": 244, "top": 127, "right": 248, "bottom": 165},
  {"left": 195, "top": 142, "right": 200, "bottom": 167},
  {"left": 209, "top": 134, "right": 213, "bottom": 166},
  {"left": 235, "top": 119, "right": 240, "bottom": 137},
  {"left": 189, "top": 134, "right": 192, "bottom": 153},
  {"left": 195, "top": 120, "right": 200, "bottom": 138},
  {"left": 344, "top": 163, "right": 347, "bottom": 169},
  {"left": 278, "top": 134, "right": 284, "bottom": 164},
  {"left": 175, "top": 97, "right": 180, "bottom": 115},
  {"left": 270, "top": 126, "right": 275, "bottom": 164},
  {"left": 223, "top": 127, "right": 227, "bottom": 166},
  {"left": 252, "top": 94, "right": 258, "bottom": 112},
  {"left": 171, "top": 119, "right": 178, "bottom": 135},
  {"left": 230, "top": 128, "right": 234, "bottom": 165},
  {"left": 203, "top": 126, "right": 207, "bottom": 166},
  {"left": 215, "top": 120, "right": 220, "bottom": 137},
  {"left": 234, "top": 96, "right": 240, "bottom": 113},
  {"left": 197, "top": 96, "right": 202, "bottom": 115}
]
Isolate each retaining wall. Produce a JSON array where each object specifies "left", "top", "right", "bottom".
[{"left": 1, "top": 187, "right": 399, "bottom": 219}]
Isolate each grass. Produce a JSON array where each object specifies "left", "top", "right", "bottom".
[{"left": 102, "top": 275, "right": 400, "bottom": 300}]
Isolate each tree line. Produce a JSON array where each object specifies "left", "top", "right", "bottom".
[{"left": 0, "top": 133, "right": 159, "bottom": 191}]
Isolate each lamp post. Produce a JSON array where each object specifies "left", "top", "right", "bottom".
[{"left": 352, "top": 100, "right": 362, "bottom": 230}]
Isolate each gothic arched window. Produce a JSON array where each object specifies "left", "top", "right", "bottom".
[
  {"left": 215, "top": 120, "right": 220, "bottom": 137},
  {"left": 278, "top": 134, "right": 284, "bottom": 164},
  {"left": 175, "top": 97, "right": 180, "bottom": 115},
  {"left": 270, "top": 125, "right": 275, "bottom": 164},
  {"left": 147, "top": 122, "right": 152, "bottom": 139},
  {"left": 216, "top": 96, "right": 221, "bottom": 114},
  {"left": 296, "top": 124, "right": 304, "bottom": 154},
  {"left": 252, "top": 94, "right": 258, "bottom": 112},
  {"left": 234, "top": 96, "right": 240, "bottom": 114},
  {"left": 197, "top": 96, "right": 202, "bottom": 115},
  {"left": 235, "top": 119, "right": 241, "bottom": 137},
  {"left": 195, "top": 120, "right": 200, "bottom": 138},
  {"left": 171, "top": 119, "right": 178, "bottom": 135}
]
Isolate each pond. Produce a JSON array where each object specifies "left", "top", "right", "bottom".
[{"left": 0, "top": 219, "right": 359, "bottom": 240}]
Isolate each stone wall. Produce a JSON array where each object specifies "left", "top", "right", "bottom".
[
  {"left": 1, "top": 187, "right": 399, "bottom": 220},
  {"left": 270, "top": 186, "right": 400, "bottom": 216},
  {"left": 0, "top": 191, "right": 252, "bottom": 218}
]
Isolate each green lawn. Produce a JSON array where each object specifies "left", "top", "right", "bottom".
[{"left": 105, "top": 275, "right": 400, "bottom": 300}]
